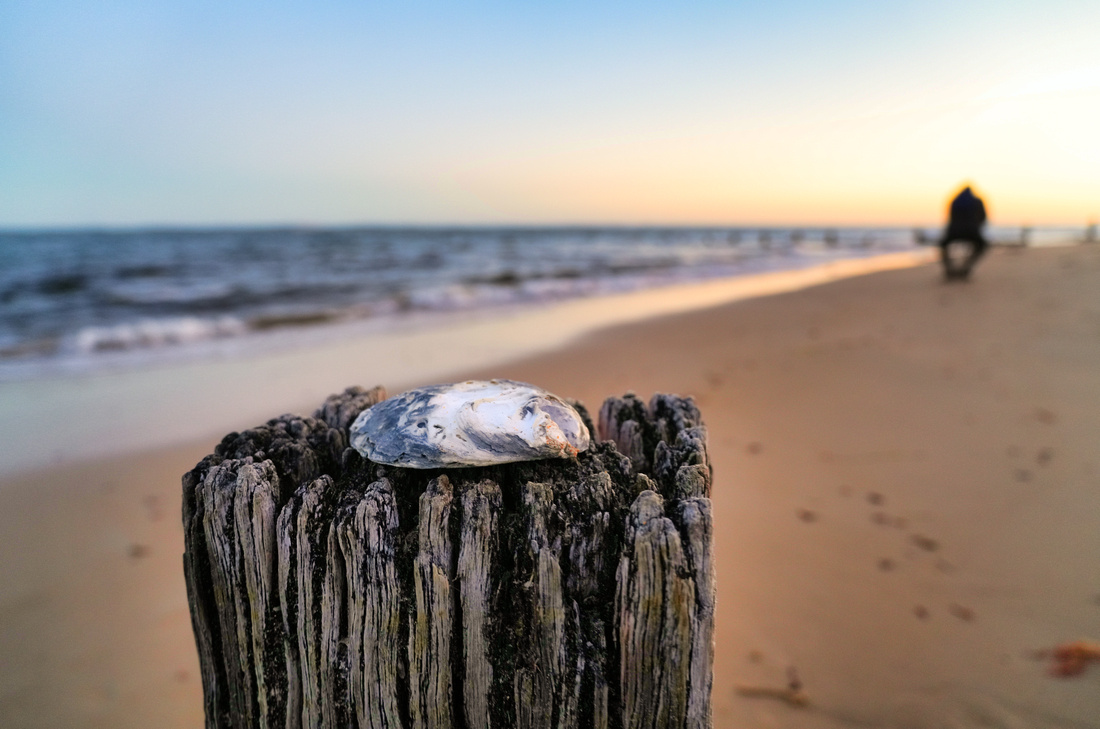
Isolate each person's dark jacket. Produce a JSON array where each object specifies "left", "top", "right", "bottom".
[{"left": 948, "top": 187, "right": 987, "bottom": 237}]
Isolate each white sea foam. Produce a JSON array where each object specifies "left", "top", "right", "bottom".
[{"left": 72, "top": 316, "right": 247, "bottom": 354}]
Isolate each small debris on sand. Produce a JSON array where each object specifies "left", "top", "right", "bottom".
[
  {"left": 913, "top": 605, "right": 930, "bottom": 620},
  {"left": 1038, "top": 641, "right": 1100, "bottom": 677},
  {"left": 866, "top": 491, "right": 885, "bottom": 506},
  {"left": 746, "top": 442, "right": 763, "bottom": 455},
  {"left": 796, "top": 508, "right": 817, "bottom": 523},
  {"left": 878, "top": 558, "right": 896, "bottom": 572},
  {"left": 735, "top": 667, "right": 810, "bottom": 708},
  {"left": 127, "top": 544, "right": 151, "bottom": 560}
]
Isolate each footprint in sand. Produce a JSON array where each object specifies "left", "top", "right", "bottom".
[
  {"left": 910, "top": 534, "right": 939, "bottom": 552},
  {"left": 1034, "top": 407, "right": 1058, "bottom": 425},
  {"left": 870, "top": 511, "right": 907, "bottom": 528},
  {"left": 143, "top": 494, "right": 165, "bottom": 521},
  {"left": 1036, "top": 447, "right": 1054, "bottom": 466},
  {"left": 949, "top": 604, "right": 976, "bottom": 622}
]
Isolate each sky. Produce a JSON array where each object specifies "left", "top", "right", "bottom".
[{"left": 1, "top": 1, "right": 1097, "bottom": 227}]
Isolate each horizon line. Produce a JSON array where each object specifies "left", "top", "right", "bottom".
[{"left": 2, "top": 219, "right": 1086, "bottom": 234}]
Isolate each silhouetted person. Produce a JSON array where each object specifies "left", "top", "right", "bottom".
[{"left": 940, "top": 185, "right": 988, "bottom": 281}]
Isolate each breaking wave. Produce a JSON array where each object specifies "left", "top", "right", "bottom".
[{"left": 72, "top": 316, "right": 247, "bottom": 354}]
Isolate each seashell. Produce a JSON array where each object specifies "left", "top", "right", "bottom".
[{"left": 349, "top": 379, "right": 590, "bottom": 468}]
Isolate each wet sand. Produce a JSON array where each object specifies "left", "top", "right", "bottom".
[{"left": 3, "top": 245, "right": 1100, "bottom": 727}]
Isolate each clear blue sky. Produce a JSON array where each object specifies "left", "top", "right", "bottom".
[{"left": 2, "top": 1, "right": 1097, "bottom": 226}]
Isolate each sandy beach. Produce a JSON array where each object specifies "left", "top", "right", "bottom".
[{"left": 2, "top": 244, "right": 1100, "bottom": 728}]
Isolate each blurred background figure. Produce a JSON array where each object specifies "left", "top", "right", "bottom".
[{"left": 940, "top": 184, "right": 989, "bottom": 281}]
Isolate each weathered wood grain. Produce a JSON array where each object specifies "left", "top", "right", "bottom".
[
  {"left": 676, "top": 498, "right": 715, "bottom": 729},
  {"left": 335, "top": 478, "right": 403, "bottom": 729},
  {"left": 409, "top": 476, "right": 455, "bottom": 729},
  {"left": 182, "top": 386, "right": 715, "bottom": 729},
  {"left": 456, "top": 479, "right": 500, "bottom": 729},
  {"left": 616, "top": 489, "right": 693, "bottom": 729}
]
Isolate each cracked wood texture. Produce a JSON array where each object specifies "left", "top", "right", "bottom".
[{"left": 183, "top": 385, "right": 714, "bottom": 729}]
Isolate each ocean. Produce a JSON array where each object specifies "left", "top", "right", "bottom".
[{"left": 0, "top": 224, "right": 1081, "bottom": 381}]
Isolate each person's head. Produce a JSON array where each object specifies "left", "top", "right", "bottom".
[{"left": 953, "top": 183, "right": 978, "bottom": 203}]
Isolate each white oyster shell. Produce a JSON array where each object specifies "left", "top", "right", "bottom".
[{"left": 349, "top": 379, "right": 590, "bottom": 468}]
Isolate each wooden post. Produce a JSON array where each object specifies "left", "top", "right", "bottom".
[{"left": 182, "top": 386, "right": 714, "bottom": 729}]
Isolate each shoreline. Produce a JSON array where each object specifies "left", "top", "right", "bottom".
[{"left": 0, "top": 249, "right": 931, "bottom": 479}]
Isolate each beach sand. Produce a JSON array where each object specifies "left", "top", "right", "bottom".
[{"left": 3, "top": 245, "right": 1100, "bottom": 727}]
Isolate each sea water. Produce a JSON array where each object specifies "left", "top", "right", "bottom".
[{"left": 0, "top": 224, "right": 1075, "bottom": 381}]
